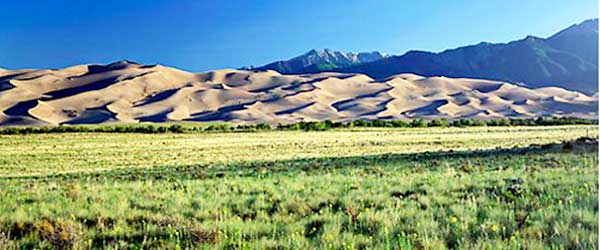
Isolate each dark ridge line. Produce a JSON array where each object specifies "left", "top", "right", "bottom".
[
  {"left": 40, "top": 76, "right": 121, "bottom": 101},
  {"left": 275, "top": 101, "right": 316, "bottom": 115},
  {"left": 0, "top": 72, "right": 30, "bottom": 82},
  {"left": 3, "top": 99, "right": 39, "bottom": 116},
  {"left": 62, "top": 105, "right": 118, "bottom": 125},
  {"left": 133, "top": 88, "right": 180, "bottom": 107},
  {"left": 359, "top": 98, "right": 395, "bottom": 117},
  {"left": 137, "top": 108, "right": 174, "bottom": 122},
  {"left": 11, "top": 73, "right": 50, "bottom": 81},
  {"left": 42, "top": 71, "right": 155, "bottom": 101}
]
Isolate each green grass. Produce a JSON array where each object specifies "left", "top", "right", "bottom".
[
  {"left": 0, "top": 126, "right": 597, "bottom": 249},
  {"left": 0, "top": 126, "right": 595, "bottom": 176}
]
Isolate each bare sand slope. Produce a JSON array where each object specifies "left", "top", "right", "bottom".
[{"left": 0, "top": 61, "right": 596, "bottom": 126}]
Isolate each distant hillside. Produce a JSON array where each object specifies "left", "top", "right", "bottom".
[
  {"left": 251, "top": 49, "right": 388, "bottom": 74},
  {"left": 252, "top": 19, "right": 598, "bottom": 94},
  {"left": 337, "top": 19, "right": 598, "bottom": 94},
  {"left": 0, "top": 61, "right": 596, "bottom": 126}
]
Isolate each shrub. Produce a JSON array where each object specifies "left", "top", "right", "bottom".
[
  {"left": 255, "top": 123, "right": 271, "bottom": 130},
  {"left": 299, "top": 121, "right": 329, "bottom": 131},
  {"left": 391, "top": 120, "right": 409, "bottom": 127},
  {"left": 187, "top": 224, "right": 219, "bottom": 245},
  {"left": 471, "top": 119, "right": 487, "bottom": 126},
  {"left": 428, "top": 119, "right": 449, "bottom": 127},
  {"left": 204, "top": 124, "right": 231, "bottom": 132},
  {"left": 168, "top": 124, "right": 185, "bottom": 133},
  {"left": 352, "top": 120, "right": 369, "bottom": 127},
  {"left": 36, "top": 220, "right": 81, "bottom": 249},
  {"left": 410, "top": 119, "right": 428, "bottom": 128}
]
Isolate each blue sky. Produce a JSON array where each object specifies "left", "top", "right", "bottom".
[{"left": 0, "top": 0, "right": 597, "bottom": 71}]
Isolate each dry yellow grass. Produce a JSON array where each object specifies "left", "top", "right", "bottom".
[{"left": 0, "top": 125, "right": 595, "bottom": 176}]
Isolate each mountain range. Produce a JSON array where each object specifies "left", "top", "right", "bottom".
[
  {"left": 0, "top": 61, "right": 596, "bottom": 126},
  {"left": 254, "top": 19, "right": 598, "bottom": 94},
  {"left": 251, "top": 49, "right": 388, "bottom": 74}
]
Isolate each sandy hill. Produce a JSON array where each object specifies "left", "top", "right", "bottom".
[{"left": 0, "top": 61, "right": 597, "bottom": 126}]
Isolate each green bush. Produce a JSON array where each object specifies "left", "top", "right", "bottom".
[
  {"left": 204, "top": 124, "right": 231, "bottom": 132},
  {"left": 428, "top": 119, "right": 449, "bottom": 127},
  {"left": 410, "top": 119, "right": 428, "bottom": 128},
  {"left": 391, "top": 120, "right": 409, "bottom": 128}
]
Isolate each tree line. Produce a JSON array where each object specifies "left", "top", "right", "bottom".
[{"left": 0, "top": 117, "right": 595, "bottom": 135}]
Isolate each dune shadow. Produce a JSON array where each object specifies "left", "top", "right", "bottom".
[
  {"left": 87, "top": 60, "right": 140, "bottom": 74},
  {"left": 275, "top": 102, "right": 316, "bottom": 115},
  {"left": 63, "top": 106, "right": 118, "bottom": 125},
  {"left": 0, "top": 72, "right": 30, "bottom": 82},
  {"left": 0, "top": 81, "right": 15, "bottom": 91},
  {"left": 332, "top": 88, "right": 392, "bottom": 112},
  {"left": 359, "top": 98, "right": 395, "bottom": 116},
  {"left": 3, "top": 100, "right": 38, "bottom": 116},
  {"left": 41, "top": 76, "right": 120, "bottom": 101},
  {"left": 134, "top": 89, "right": 180, "bottom": 107},
  {"left": 401, "top": 99, "right": 449, "bottom": 116},
  {"left": 280, "top": 77, "right": 330, "bottom": 91},
  {"left": 248, "top": 84, "right": 282, "bottom": 93},
  {"left": 0, "top": 72, "right": 35, "bottom": 91},
  {"left": 138, "top": 108, "right": 173, "bottom": 122},
  {"left": 11, "top": 73, "right": 51, "bottom": 81},
  {"left": 42, "top": 71, "right": 155, "bottom": 101},
  {"left": 188, "top": 101, "right": 257, "bottom": 121},
  {"left": 475, "top": 84, "right": 504, "bottom": 93}
]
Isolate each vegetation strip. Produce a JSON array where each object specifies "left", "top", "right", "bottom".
[
  {"left": 0, "top": 117, "right": 595, "bottom": 134},
  {"left": 3, "top": 137, "right": 594, "bottom": 181}
]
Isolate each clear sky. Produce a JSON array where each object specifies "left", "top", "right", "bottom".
[{"left": 0, "top": 0, "right": 597, "bottom": 71}]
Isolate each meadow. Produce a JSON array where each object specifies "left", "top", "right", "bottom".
[{"left": 0, "top": 125, "right": 597, "bottom": 249}]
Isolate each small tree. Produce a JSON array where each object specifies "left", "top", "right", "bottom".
[{"left": 410, "top": 119, "right": 428, "bottom": 128}]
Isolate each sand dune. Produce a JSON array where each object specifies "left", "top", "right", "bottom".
[{"left": 0, "top": 61, "right": 596, "bottom": 126}]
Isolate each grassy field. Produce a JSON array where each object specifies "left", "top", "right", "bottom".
[
  {"left": 0, "top": 126, "right": 595, "bottom": 176},
  {"left": 0, "top": 126, "right": 597, "bottom": 249}
]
